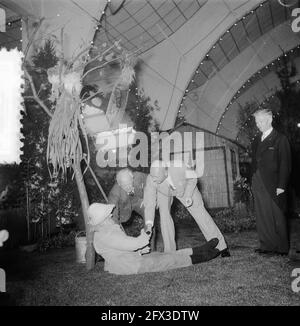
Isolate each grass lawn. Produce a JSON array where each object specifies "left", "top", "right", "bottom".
[{"left": 1, "top": 219, "right": 300, "bottom": 306}]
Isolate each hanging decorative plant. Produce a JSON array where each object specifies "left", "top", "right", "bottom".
[
  {"left": 46, "top": 40, "right": 137, "bottom": 178},
  {"left": 23, "top": 16, "right": 137, "bottom": 268}
]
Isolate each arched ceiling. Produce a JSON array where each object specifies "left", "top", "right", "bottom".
[
  {"left": 183, "top": 0, "right": 297, "bottom": 93},
  {"left": 219, "top": 49, "right": 300, "bottom": 146},
  {"left": 177, "top": 0, "right": 300, "bottom": 145},
  {"left": 180, "top": 21, "right": 300, "bottom": 143},
  {"left": 94, "top": 0, "right": 208, "bottom": 53},
  {"left": 1, "top": 0, "right": 299, "bottom": 148},
  {"left": 92, "top": 0, "right": 300, "bottom": 146}
]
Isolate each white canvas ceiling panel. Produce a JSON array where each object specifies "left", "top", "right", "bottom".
[
  {"left": 164, "top": 7, "right": 183, "bottom": 26},
  {"left": 124, "top": 0, "right": 147, "bottom": 15},
  {"left": 178, "top": 0, "right": 201, "bottom": 19},
  {"left": 94, "top": 0, "right": 207, "bottom": 54},
  {"left": 243, "top": 14, "right": 261, "bottom": 42},
  {"left": 155, "top": 1, "right": 176, "bottom": 18},
  {"left": 116, "top": 17, "right": 137, "bottom": 32},
  {"left": 218, "top": 104, "right": 239, "bottom": 139},
  {"left": 256, "top": 3, "right": 273, "bottom": 34},
  {"left": 209, "top": 46, "right": 228, "bottom": 71},
  {"left": 230, "top": 22, "right": 250, "bottom": 53},
  {"left": 218, "top": 32, "right": 239, "bottom": 61},
  {"left": 108, "top": 8, "right": 130, "bottom": 26},
  {"left": 270, "top": 0, "right": 287, "bottom": 23},
  {"left": 169, "top": 14, "right": 186, "bottom": 31},
  {"left": 126, "top": 25, "right": 145, "bottom": 39},
  {"left": 184, "top": 96, "right": 217, "bottom": 132}
]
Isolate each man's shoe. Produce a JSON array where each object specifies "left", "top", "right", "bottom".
[
  {"left": 192, "top": 238, "right": 219, "bottom": 256},
  {"left": 207, "top": 238, "right": 219, "bottom": 248},
  {"left": 191, "top": 248, "right": 220, "bottom": 264},
  {"left": 220, "top": 248, "right": 231, "bottom": 258}
]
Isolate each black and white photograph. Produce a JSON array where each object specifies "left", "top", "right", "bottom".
[{"left": 0, "top": 0, "right": 300, "bottom": 309}]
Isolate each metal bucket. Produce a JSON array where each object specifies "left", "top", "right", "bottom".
[{"left": 75, "top": 231, "right": 86, "bottom": 263}]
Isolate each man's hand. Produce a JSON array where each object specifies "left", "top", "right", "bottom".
[
  {"left": 276, "top": 188, "right": 285, "bottom": 196},
  {"left": 185, "top": 197, "right": 193, "bottom": 207},
  {"left": 0, "top": 230, "right": 9, "bottom": 247},
  {"left": 139, "top": 229, "right": 151, "bottom": 247},
  {"left": 144, "top": 224, "right": 153, "bottom": 235},
  {"left": 138, "top": 245, "right": 151, "bottom": 255}
]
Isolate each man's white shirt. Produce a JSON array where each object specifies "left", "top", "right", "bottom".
[
  {"left": 166, "top": 175, "right": 176, "bottom": 190},
  {"left": 261, "top": 127, "right": 273, "bottom": 141}
]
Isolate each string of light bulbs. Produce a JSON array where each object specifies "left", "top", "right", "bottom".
[
  {"left": 178, "top": 1, "right": 271, "bottom": 124},
  {"left": 215, "top": 44, "right": 300, "bottom": 135},
  {"left": 178, "top": 0, "right": 294, "bottom": 125},
  {"left": 89, "top": 0, "right": 111, "bottom": 50}
]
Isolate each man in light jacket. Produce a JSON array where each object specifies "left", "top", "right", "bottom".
[
  {"left": 89, "top": 203, "right": 220, "bottom": 275},
  {"left": 143, "top": 160, "right": 230, "bottom": 257}
]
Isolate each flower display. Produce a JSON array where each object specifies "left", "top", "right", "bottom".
[{"left": 233, "top": 177, "right": 253, "bottom": 208}]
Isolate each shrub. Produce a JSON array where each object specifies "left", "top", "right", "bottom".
[
  {"left": 213, "top": 207, "right": 256, "bottom": 233},
  {"left": 172, "top": 198, "right": 256, "bottom": 234},
  {"left": 233, "top": 177, "right": 254, "bottom": 211},
  {"left": 38, "top": 230, "right": 76, "bottom": 252}
]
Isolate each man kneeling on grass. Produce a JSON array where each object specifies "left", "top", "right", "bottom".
[{"left": 88, "top": 203, "right": 220, "bottom": 275}]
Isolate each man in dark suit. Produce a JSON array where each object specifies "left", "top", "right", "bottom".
[
  {"left": 108, "top": 169, "right": 146, "bottom": 224},
  {"left": 251, "top": 109, "right": 291, "bottom": 255},
  {"left": 107, "top": 169, "right": 156, "bottom": 250}
]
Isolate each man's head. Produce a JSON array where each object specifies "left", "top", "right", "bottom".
[
  {"left": 253, "top": 109, "right": 273, "bottom": 133},
  {"left": 116, "top": 169, "right": 134, "bottom": 195},
  {"left": 88, "top": 203, "right": 115, "bottom": 227},
  {"left": 150, "top": 160, "right": 168, "bottom": 184}
]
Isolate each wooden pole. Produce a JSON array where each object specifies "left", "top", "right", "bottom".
[
  {"left": 83, "top": 157, "right": 108, "bottom": 203},
  {"left": 73, "top": 162, "right": 95, "bottom": 270}
]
